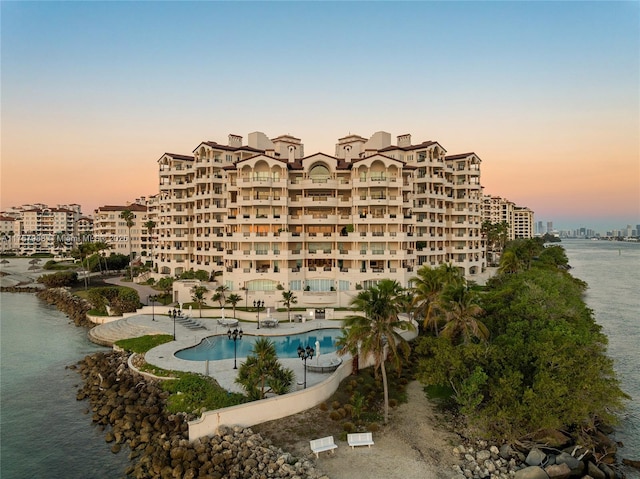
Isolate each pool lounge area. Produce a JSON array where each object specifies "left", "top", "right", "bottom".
[{"left": 93, "top": 309, "right": 347, "bottom": 394}]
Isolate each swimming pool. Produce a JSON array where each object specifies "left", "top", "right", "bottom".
[{"left": 175, "top": 328, "right": 343, "bottom": 361}]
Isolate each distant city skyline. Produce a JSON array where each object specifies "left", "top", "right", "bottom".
[{"left": 1, "top": 2, "right": 638, "bottom": 228}]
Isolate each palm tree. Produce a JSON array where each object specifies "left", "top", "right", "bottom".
[
  {"left": 143, "top": 219, "right": 156, "bottom": 270},
  {"left": 236, "top": 338, "right": 294, "bottom": 400},
  {"left": 337, "top": 279, "right": 414, "bottom": 424},
  {"left": 497, "top": 250, "right": 522, "bottom": 275},
  {"left": 281, "top": 290, "right": 297, "bottom": 322},
  {"left": 226, "top": 293, "right": 242, "bottom": 318},
  {"left": 119, "top": 209, "right": 135, "bottom": 278},
  {"left": 212, "top": 284, "right": 229, "bottom": 307},
  {"left": 439, "top": 284, "right": 488, "bottom": 344},
  {"left": 93, "top": 240, "right": 111, "bottom": 274},
  {"left": 411, "top": 265, "right": 446, "bottom": 335},
  {"left": 70, "top": 242, "right": 93, "bottom": 290},
  {"left": 190, "top": 285, "right": 208, "bottom": 318}
]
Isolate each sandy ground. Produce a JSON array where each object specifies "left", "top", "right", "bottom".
[
  {"left": 314, "top": 381, "right": 461, "bottom": 479},
  {"left": 255, "top": 381, "right": 462, "bottom": 479}
]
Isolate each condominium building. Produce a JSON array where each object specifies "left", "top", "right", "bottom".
[
  {"left": 93, "top": 203, "right": 151, "bottom": 261},
  {"left": 12, "top": 204, "right": 83, "bottom": 255},
  {"left": 155, "top": 131, "right": 486, "bottom": 308},
  {"left": 482, "top": 195, "right": 534, "bottom": 241},
  {"left": 513, "top": 207, "right": 534, "bottom": 239}
]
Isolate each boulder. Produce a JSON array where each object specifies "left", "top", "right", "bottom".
[
  {"left": 532, "top": 429, "right": 572, "bottom": 449},
  {"left": 514, "top": 465, "right": 550, "bottom": 479},
  {"left": 586, "top": 461, "right": 606, "bottom": 479},
  {"left": 555, "top": 452, "right": 582, "bottom": 472},
  {"left": 545, "top": 463, "right": 571, "bottom": 479},
  {"left": 526, "top": 448, "right": 548, "bottom": 467}
]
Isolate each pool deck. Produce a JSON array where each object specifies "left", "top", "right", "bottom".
[{"left": 93, "top": 311, "right": 345, "bottom": 393}]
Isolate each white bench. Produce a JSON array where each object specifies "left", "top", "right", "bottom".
[
  {"left": 347, "top": 432, "right": 374, "bottom": 449},
  {"left": 309, "top": 436, "right": 338, "bottom": 458}
]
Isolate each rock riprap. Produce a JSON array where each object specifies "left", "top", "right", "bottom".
[
  {"left": 75, "top": 350, "right": 328, "bottom": 479},
  {"left": 451, "top": 439, "right": 624, "bottom": 479}
]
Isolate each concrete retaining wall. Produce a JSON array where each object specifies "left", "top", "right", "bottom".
[{"left": 188, "top": 357, "right": 354, "bottom": 441}]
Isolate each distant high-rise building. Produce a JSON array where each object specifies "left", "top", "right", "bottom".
[
  {"left": 2, "top": 204, "right": 84, "bottom": 255},
  {"left": 546, "top": 221, "right": 553, "bottom": 235},
  {"left": 93, "top": 203, "right": 151, "bottom": 261},
  {"left": 537, "top": 221, "right": 544, "bottom": 235}
]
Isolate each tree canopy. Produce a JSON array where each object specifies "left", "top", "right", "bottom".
[{"left": 415, "top": 242, "right": 628, "bottom": 443}]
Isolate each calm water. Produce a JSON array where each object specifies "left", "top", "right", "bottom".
[
  {"left": 0, "top": 240, "right": 638, "bottom": 477},
  {"left": 176, "top": 329, "right": 342, "bottom": 361},
  {"left": 0, "top": 293, "right": 130, "bottom": 479},
  {"left": 562, "top": 239, "right": 640, "bottom": 475}
]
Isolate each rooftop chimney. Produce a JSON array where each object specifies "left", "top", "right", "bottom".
[
  {"left": 397, "top": 134, "right": 411, "bottom": 148},
  {"left": 228, "top": 134, "right": 243, "bottom": 147}
]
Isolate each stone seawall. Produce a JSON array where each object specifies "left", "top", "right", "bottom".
[
  {"left": 74, "top": 350, "right": 328, "bottom": 479},
  {"left": 36, "top": 287, "right": 94, "bottom": 327}
]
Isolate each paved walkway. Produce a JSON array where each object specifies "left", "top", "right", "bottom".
[
  {"left": 102, "top": 276, "right": 159, "bottom": 303},
  {"left": 90, "top": 308, "right": 344, "bottom": 393}
]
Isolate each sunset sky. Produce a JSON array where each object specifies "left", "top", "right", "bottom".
[{"left": 1, "top": 1, "right": 638, "bottom": 232}]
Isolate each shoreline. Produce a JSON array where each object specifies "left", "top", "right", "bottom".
[{"left": 2, "top": 257, "right": 637, "bottom": 478}]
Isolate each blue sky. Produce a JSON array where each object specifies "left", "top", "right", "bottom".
[{"left": 1, "top": 1, "right": 638, "bottom": 233}]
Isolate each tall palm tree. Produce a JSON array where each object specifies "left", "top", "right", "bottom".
[
  {"left": 226, "top": 293, "right": 242, "bottom": 318},
  {"left": 119, "top": 209, "right": 135, "bottom": 278},
  {"left": 411, "top": 265, "right": 446, "bottom": 335},
  {"left": 337, "top": 279, "right": 414, "bottom": 424},
  {"left": 281, "top": 290, "right": 297, "bottom": 322},
  {"left": 143, "top": 219, "right": 156, "bottom": 270},
  {"left": 93, "top": 240, "right": 111, "bottom": 274},
  {"left": 439, "top": 284, "right": 488, "bottom": 344},
  {"left": 71, "top": 242, "right": 93, "bottom": 290}
]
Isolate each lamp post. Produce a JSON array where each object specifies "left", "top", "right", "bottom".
[
  {"left": 227, "top": 327, "right": 243, "bottom": 369},
  {"left": 148, "top": 294, "right": 158, "bottom": 321},
  {"left": 254, "top": 300, "right": 264, "bottom": 329},
  {"left": 297, "top": 344, "right": 315, "bottom": 389},
  {"left": 172, "top": 308, "right": 177, "bottom": 341}
]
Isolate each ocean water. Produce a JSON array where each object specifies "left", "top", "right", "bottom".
[
  {"left": 0, "top": 292, "right": 130, "bottom": 479},
  {"left": 562, "top": 239, "right": 640, "bottom": 475},
  {"left": 0, "top": 240, "right": 638, "bottom": 478}
]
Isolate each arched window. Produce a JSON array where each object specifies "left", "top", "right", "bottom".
[{"left": 309, "top": 164, "right": 330, "bottom": 183}]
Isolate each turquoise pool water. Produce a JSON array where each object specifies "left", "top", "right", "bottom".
[{"left": 175, "top": 328, "right": 342, "bottom": 361}]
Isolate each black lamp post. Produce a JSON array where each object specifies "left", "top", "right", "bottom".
[
  {"left": 297, "top": 344, "right": 315, "bottom": 389},
  {"left": 172, "top": 308, "right": 177, "bottom": 341},
  {"left": 148, "top": 294, "right": 158, "bottom": 321},
  {"left": 227, "top": 327, "right": 243, "bottom": 369},
  {"left": 254, "top": 300, "right": 264, "bottom": 329}
]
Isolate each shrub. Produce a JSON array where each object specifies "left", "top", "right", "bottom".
[
  {"left": 331, "top": 400, "right": 341, "bottom": 410},
  {"left": 38, "top": 271, "right": 78, "bottom": 288},
  {"left": 342, "top": 422, "right": 355, "bottom": 433},
  {"left": 337, "top": 407, "right": 347, "bottom": 418},
  {"left": 389, "top": 398, "right": 398, "bottom": 408},
  {"left": 85, "top": 286, "right": 140, "bottom": 315},
  {"left": 319, "top": 402, "right": 328, "bottom": 412},
  {"left": 367, "top": 423, "right": 380, "bottom": 433},
  {"left": 329, "top": 410, "right": 341, "bottom": 421}
]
